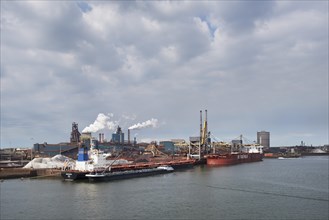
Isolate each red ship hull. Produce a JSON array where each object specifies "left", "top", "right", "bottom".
[{"left": 206, "top": 153, "right": 263, "bottom": 166}]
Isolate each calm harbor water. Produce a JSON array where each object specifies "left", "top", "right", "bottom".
[{"left": 1, "top": 156, "right": 328, "bottom": 220}]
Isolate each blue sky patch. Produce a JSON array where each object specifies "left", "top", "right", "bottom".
[{"left": 77, "top": 1, "right": 92, "bottom": 13}]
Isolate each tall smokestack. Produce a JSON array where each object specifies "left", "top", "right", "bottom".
[
  {"left": 99, "top": 133, "right": 102, "bottom": 142},
  {"left": 128, "top": 129, "right": 131, "bottom": 144},
  {"left": 101, "top": 133, "right": 104, "bottom": 143}
]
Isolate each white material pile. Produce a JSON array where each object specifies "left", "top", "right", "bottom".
[
  {"left": 311, "top": 148, "right": 326, "bottom": 153},
  {"left": 107, "top": 159, "right": 133, "bottom": 165},
  {"left": 23, "top": 154, "right": 75, "bottom": 169}
]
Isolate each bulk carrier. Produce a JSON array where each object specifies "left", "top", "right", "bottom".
[
  {"left": 196, "top": 110, "right": 264, "bottom": 166},
  {"left": 61, "top": 140, "right": 193, "bottom": 181},
  {"left": 206, "top": 144, "right": 263, "bottom": 166}
]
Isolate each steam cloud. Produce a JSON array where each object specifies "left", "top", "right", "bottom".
[
  {"left": 128, "top": 118, "right": 158, "bottom": 130},
  {"left": 82, "top": 113, "right": 118, "bottom": 133}
]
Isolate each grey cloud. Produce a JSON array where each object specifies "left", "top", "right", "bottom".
[
  {"left": 201, "top": 1, "right": 276, "bottom": 34},
  {"left": 1, "top": 1, "right": 328, "bottom": 147},
  {"left": 2, "top": 2, "right": 84, "bottom": 51}
]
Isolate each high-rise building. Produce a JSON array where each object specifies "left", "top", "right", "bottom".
[{"left": 257, "top": 131, "right": 270, "bottom": 149}]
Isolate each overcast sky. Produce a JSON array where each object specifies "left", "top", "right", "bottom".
[{"left": 1, "top": 1, "right": 328, "bottom": 148}]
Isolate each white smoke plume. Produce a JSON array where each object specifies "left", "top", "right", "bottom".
[
  {"left": 128, "top": 118, "right": 158, "bottom": 130},
  {"left": 82, "top": 113, "right": 118, "bottom": 133}
]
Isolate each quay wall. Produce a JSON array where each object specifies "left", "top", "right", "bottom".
[{"left": 0, "top": 168, "right": 61, "bottom": 179}]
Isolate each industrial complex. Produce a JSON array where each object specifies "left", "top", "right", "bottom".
[{"left": 1, "top": 110, "right": 328, "bottom": 179}]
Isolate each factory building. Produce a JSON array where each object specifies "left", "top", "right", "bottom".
[
  {"left": 70, "top": 122, "right": 81, "bottom": 143},
  {"left": 159, "top": 141, "right": 176, "bottom": 153},
  {"left": 81, "top": 132, "right": 92, "bottom": 141},
  {"left": 257, "top": 131, "right": 270, "bottom": 149},
  {"left": 33, "top": 123, "right": 83, "bottom": 158},
  {"left": 33, "top": 143, "right": 78, "bottom": 158},
  {"left": 111, "top": 126, "right": 125, "bottom": 144},
  {"left": 32, "top": 123, "right": 139, "bottom": 159}
]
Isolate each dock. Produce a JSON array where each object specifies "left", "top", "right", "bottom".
[{"left": 0, "top": 168, "right": 61, "bottom": 179}]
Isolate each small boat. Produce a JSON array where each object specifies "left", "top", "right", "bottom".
[{"left": 86, "top": 165, "right": 174, "bottom": 182}]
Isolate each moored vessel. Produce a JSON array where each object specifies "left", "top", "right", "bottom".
[
  {"left": 206, "top": 152, "right": 263, "bottom": 165},
  {"left": 61, "top": 139, "right": 193, "bottom": 181},
  {"left": 61, "top": 170, "right": 89, "bottom": 180},
  {"left": 206, "top": 140, "right": 264, "bottom": 166},
  {"left": 86, "top": 165, "right": 174, "bottom": 182},
  {"left": 61, "top": 140, "right": 126, "bottom": 180}
]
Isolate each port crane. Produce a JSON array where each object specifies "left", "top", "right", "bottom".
[
  {"left": 200, "top": 110, "right": 211, "bottom": 155},
  {"left": 186, "top": 110, "right": 212, "bottom": 159}
]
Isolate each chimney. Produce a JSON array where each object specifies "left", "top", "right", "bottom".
[
  {"left": 128, "top": 129, "right": 131, "bottom": 144},
  {"left": 101, "top": 133, "right": 104, "bottom": 143},
  {"left": 99, "top": 133, "right": 102, "bottom": 142}
]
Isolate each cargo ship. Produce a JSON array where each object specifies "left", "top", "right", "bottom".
[
  {"left": 86, "top": 166, "right": 174, "bottom": 182},
  {"left": 61, "top": 140, "right": 195, "bottom": 181},
  {"left": 61, "top": 170, "right": 89, "bottom": 180},
  {"left": 61, "top": 155, "right": 195, "bottom": 180},
  {"left": 206, "top": 143, "right": 264, "bottom": 166},
  {"left": 206, "top": 152, "right": 263, "bottom": 165},
  {"left": 61, "top": 140, "right": 124, "bottom": 180}
]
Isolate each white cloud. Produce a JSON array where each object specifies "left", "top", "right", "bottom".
[
  {"left": 82, "top": 3, "right": 120, "bottom": 38},
  {"left": 141, "top": 17, "right": 161, "bottom": 32},
  {"left": 160, "top": 46, "right": 179, "bottom": 63}
]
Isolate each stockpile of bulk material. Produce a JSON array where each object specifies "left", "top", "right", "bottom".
[
  {"left": 107, "top": 159, "right": 133, "bottom": 165},
  {"left": 23, "top": 154, "right": 75, "bottom": 169}
]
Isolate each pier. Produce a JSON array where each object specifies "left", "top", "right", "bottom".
[{"left": 0, "top": 168, "right": 61, "bottom": 179}]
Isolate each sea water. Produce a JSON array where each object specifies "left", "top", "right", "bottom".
[{"left": 1, "top": 156, "right": 328, "bottom": 220}]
